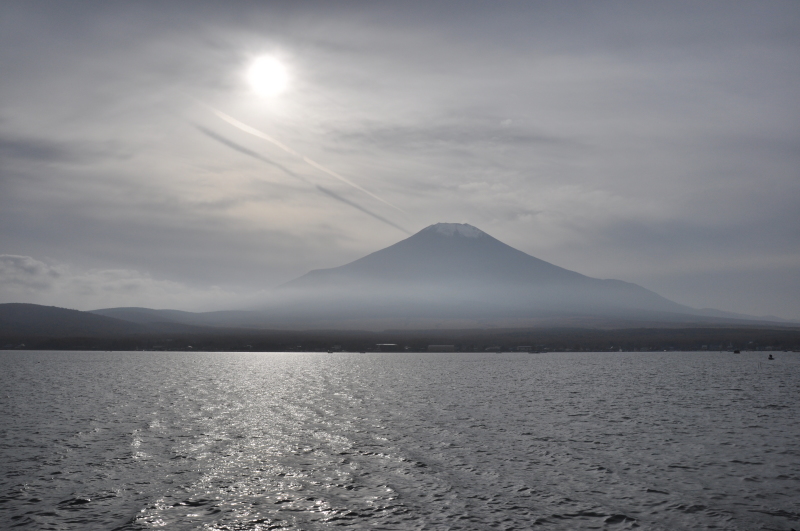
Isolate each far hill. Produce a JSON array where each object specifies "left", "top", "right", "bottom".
[
  {"left": 0, "top": 303, "right": 147, "bottom": 337},
  {"left": 90, "top": 307, "right": 266, "bottom": 328},
  {"left": 0, "top": 303, "right": 218, "bottom": 340}
]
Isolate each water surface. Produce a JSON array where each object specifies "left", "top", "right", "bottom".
[{"left": 1, "top": 350, "right": 798, "bottom": 530}]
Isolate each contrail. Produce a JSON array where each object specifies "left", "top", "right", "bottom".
[
  {"left": 197, "top": 125, "right": 410, "bottom": 234},
  {"left": 196, "top": 125, "right": 312, "bottom": 185},
  {"left": 209, "top": 107, "right": 406, "bottom": 214},
  {"left": 211, "top": 110, "right": 301, "bottom": 158},
  {"left": 315, "top": 185, "right": 411, "bottom": 235}
]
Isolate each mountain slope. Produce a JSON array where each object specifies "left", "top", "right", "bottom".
[
  {"left": 0, "top": 303, "right": 236, "bottom": 339},
  {"left": 7, "top": 224, "right": 786, "bottom": 335},
  {"left": 90, "top": 307, "right": 267, "bottom": 328},
  {"left": 277, "top": 223, "right": 692, "bottom": 320},
  {"left": 284, "top": 223, "right": 586, "bottom": 288},
  {"left": 0, "top": 303, "right": 147, "bottom": 337}
]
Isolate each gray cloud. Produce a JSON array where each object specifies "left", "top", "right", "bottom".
[
  {"left": 0, "top": 132, "right": 133, "bottom": 170},
  {"left": 0, "top": 135, "right": 72, "bottom": 162},
  {"left": 0, "top": 1, "right": 798, "bottom": 318},
  {"left": 0, "top": 254, "right": 254, "bottom": 311},
  {"left": 0, "top": 254, "right": 60, "bottom": 291},
  {"left": 326, "top": 120, "right": 576, "bottom": 151}
]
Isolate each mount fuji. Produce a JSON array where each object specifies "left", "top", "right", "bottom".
[
  {"left": 87, "top": 223, "right": 789, "bottom": 331},
  {"left": 263, "top": 223, "right": 713, "bottom": 328}
]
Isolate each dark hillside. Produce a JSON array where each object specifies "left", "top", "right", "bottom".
[{"left": 0, "top": 303, "right": 146, "bottom": 337}]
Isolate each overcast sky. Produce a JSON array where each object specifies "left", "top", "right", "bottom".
[{"left": 1, "top": 1, "right": 798, "bottom": 319}]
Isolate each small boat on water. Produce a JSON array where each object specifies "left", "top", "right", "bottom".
[{"left": 768, "top": 354, "right": 774, "bottom": 360}]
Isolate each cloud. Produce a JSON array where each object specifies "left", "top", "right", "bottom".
[
  {"left": 0, "top": 135, "right": 73, "bottom": 163},
  {"left": 327, "top": 120, "right": 576, "bottom": 152},
  {"left": 0, "top": 255, "right": 257, "bottom": 311},
  {"left": 0, "top": 255, "right": 61, "bottom": 290},
  {"left": 0, "top": 132, "right": 132, "bottom": 168},
  {"left": 0, "top": 2, "right": 798, "bottom": 319}
]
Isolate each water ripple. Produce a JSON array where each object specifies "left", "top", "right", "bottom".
[{"left": 1, "top": 350, "right": 798, "bottom": 530}]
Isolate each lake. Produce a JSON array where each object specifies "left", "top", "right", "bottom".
[{"left": 1, "top": 350, "right": 798, "bottom": 530}]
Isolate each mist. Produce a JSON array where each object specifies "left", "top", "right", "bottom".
[{"left": 1, "top": 1, "right": 798, "bottom": 318}]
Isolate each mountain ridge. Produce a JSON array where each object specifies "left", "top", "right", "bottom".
[
  {"left": 276, "top": 223, "right": 694, "bottom": 321},
  {"left": 85, "top": 223, "right": 793, "bottom": 329},
  {"left": 2, "top": 223, "right": 796, "bottom": 333}
]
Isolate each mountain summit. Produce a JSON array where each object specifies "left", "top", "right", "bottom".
[
  {"left": 274, "top": 223, "right": 695, "bottom": 326},
  {"left": 425, "top": 222, "right": 485, "bottom": 238},
  {"left": 283, "top": 222, "right": 588, "bottom": 289}
]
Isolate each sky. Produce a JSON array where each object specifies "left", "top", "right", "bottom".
[{"left": 1, "top": 1, "right": 798, "bottom": 319}]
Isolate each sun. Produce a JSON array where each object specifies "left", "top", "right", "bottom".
[{"left": 247, "top": 56, "right": 288, "bottom": 97}]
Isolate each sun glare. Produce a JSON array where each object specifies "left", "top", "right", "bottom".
[{"left": 247, "top": 56, "right": 288, "bottom": 97}]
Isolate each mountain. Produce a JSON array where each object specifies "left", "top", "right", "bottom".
[
  {"left": 24, "top": 222, "right": 790, "bottom": 334},
  {"left": 90, "top": 307, "right": 267, "bottom": 328},
  {"left": 4, "top": 302, "right": 798, "bottom": 352},
  {"left": 269, "top": 223, "right": 704, "bottom": 326},
  {"left": 3, "top": 224, "right": 793, "bottom": 342},
  {"left": 0, "top": 303, "right": 233, "bottom": 341},
  {"left": 0, "top": 303, "right": 147, "bottom": 337}
]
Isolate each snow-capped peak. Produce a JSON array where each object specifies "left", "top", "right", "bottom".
[{"left": 425, "top": 223, "right": 484, "bottom": 238}]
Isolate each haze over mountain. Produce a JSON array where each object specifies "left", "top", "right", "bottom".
[
  {"left": 249, "top": 223, "right": 791, "bottom": 329},
  {"left": 0, "top": 303, "right": 223, "bottom": 338},
  {"left": 2, "top": 3, "right": 798, "bottom": 321},
  {"left": 0, "top": 303, "right": 147, "bottom": 337},
  {"left": 5, "top": 223, "right": 791, "bottom": 334},
  {"left": 0, "top": 223, "right": 791, "bottom": 338},
  {"left": 79, "top": 223, "right": 796, "bottom": 331}
]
